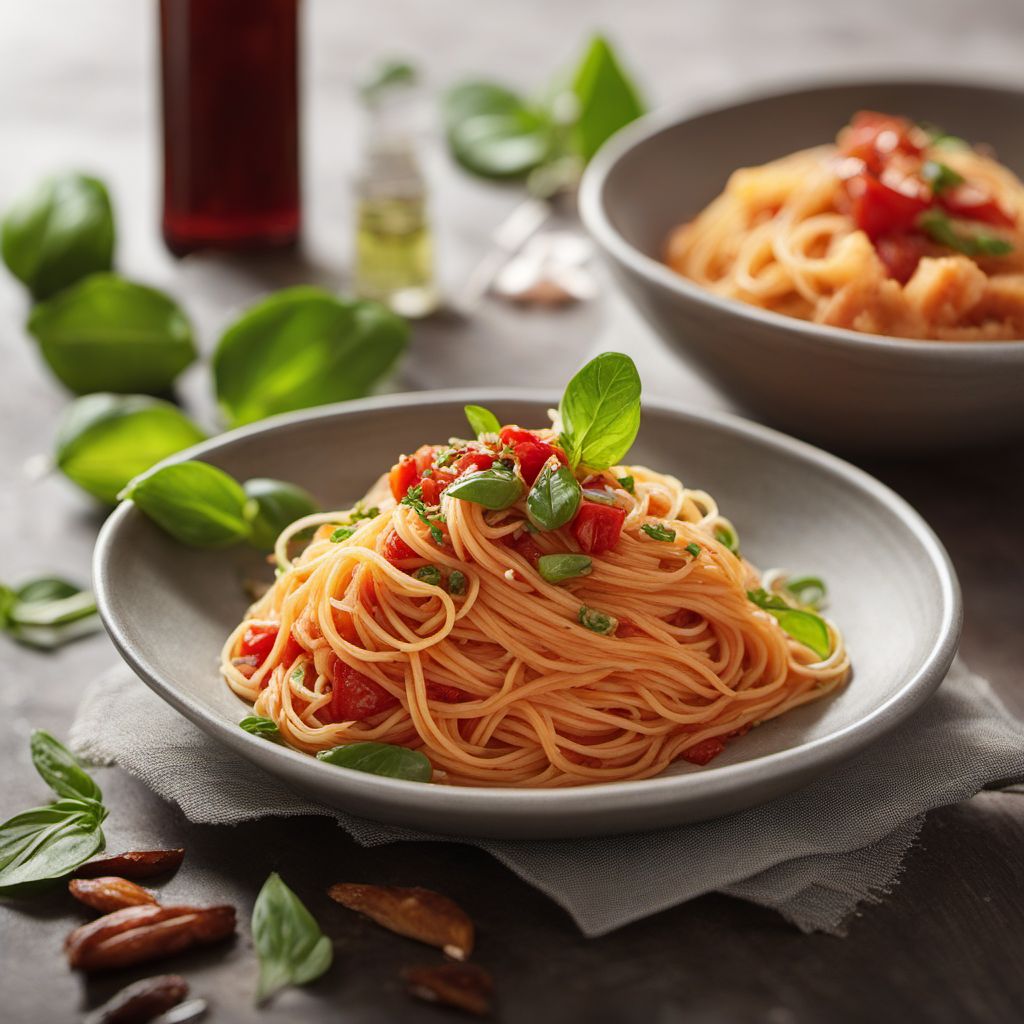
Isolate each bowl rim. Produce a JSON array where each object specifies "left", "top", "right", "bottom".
[
  {"left": 579, "top": 73, "right": 1024, "bottom": 359},
  {"left": 93, "top": 389, "right": 962, "bottom": 820}
]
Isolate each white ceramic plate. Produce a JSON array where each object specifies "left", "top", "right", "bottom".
[{"left": 94, "top": 393, "right": 961, "bottom": 838}]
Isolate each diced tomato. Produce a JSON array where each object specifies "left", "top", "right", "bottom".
[
  {"left": 616, "top": 619, "right": 644, "bottom": 638},
  {"left": 571, "top": 502, "right": 626, "bottom": 555},
  {"left": 680, "top": 737, "right": 726, "bottom": 766},
  {"left": 389, "top": 456, "right": 419, "bottom": 501},
  {"left": 875, "top": 233, "right": 928, "bottom": 284},
  {"left": 332, "top": 608, "right": 359, "bottom": 644},
  {"left": 418, "top": 474, "right": 447, "bottom": 505},
  {"left": 839, "top": 111, "right": 921, "bottom": 170},
  {"left": 239, "top": 624, "right": 279, "bottom": 666},
  {"left": 514, "top": 441, "right": 558, "bottom": 484},
  {"left": 452, "top": 451, "right": 496, "bottom": 477},
  {"left": 322, "top": 655, "right": 399, "bottom": 723},
  {"left": 426, "top": 681, "right": 466, "bottom": 703},
  {"left": 504, "top": 530, "right": 543, "bottom": 565},
  {"left": 413, "top": 446, "right": 437, "bottom": 476},
  {"left": 847, "top": 172, "right": 931, "bottom": 240},
  {"left": 940, "top": 184, "right": 1015, "bottom": 228},
  {"left": 499, "top": 426, "right": 540, "bottom": 446},
  {"left": 382, "top": 531, "right": 418, "bottom": 564}
]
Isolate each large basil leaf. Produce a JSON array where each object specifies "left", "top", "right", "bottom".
[
  {"left": 252, "top": 872, "right": 333, "bottom": 1002},
  {"left": 558, "top": 352, "right": 641, "bottom": 469},
  {"left": 0, "top": 799, "right": 106, "bottom": 895},
  {"left": 748, "top": 589, "right": 832, "bottom": 660},
  {"left": 316, "top": 741, "right": 433, "bottom": 782},
  {"left": 571, "top": 35, "right": 645, "bottom": 161},
  {"left": 443, "top": 82, "right": 553, "bottom": 179},
  {"left": 5, "top": 577, "right": 101, "bottom": 650},
  {"left": 56, "top": 393, "right": 206, "bottom": 504},
  {"left": 27, "top": 274, "right": 196, "bottom": 395},
  {"left": 444, "top": 467, "right": 523, "bottom": 510},
  {"left": 1, "top": 173, "right": 114, "bottom": 300},
  {"left": 527, "top": 463, "right": 581, "bottom": 531},
  {"left": 213, "top": 287, "right": 408, "bottom": 428},
  {"left": 30, "top": 730, "right": 103, "bottom": 805},
  {"left": 120, "top": 461, "right": 253, "bottom": 548},
  {"left": 243, "top": 478, "right": 320, "bottom": 551}
]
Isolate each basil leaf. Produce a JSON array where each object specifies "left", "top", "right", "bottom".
[
  {"left": 29, "top": 730, "right": 103, "bottom": 805},
  {"left": 918, "top": 210, "right": 1013, "bottom": 257},
  {"left": 443, "top": 82, "right": 553, "bottom": 179},
  {"left": 714, "top": 524, "right": 740, "bottom": 554},
  {"left": 446, "top": 467, "right": 523, "bottom": 510},
  {"left": 685, "top": 542, "right": 702, "bottom": 557},
  {"left": 578, "top": 605, "right": 617, "bottom": 635},
  {"left": 120, "top": 461, "right": 253, "bottom": 547},
  {"left": 922, "top": 160, "right": 965, "bottom": 194},
  {"left": 447, "top": 569, "right": 467, "bottom": 595},
  {"left": 570, "top": 35, "right": 645, "bottom": 162},
  {"left": 214, "top": 287, "right": 408, "bottom": 428},
  {"left": 252, "top": 872, "right": 333, "bottom": 1003},
  {"left": 55, "top": 393, "right": 206, "bottom": 504},
  {"left": 27, "top": 274, "right": 196, "bottom": 395},
  {"left": 641, "top": 523, "right": 675, "bottom": 542},
  {"left": 14, "top": 577, "right": 80, "bottom": 604},
  {"left": 0, "top": 799, "right": 106, "bottom": 895},
  {"left": 239, "top": 716, "right": 281, "bottom": 740},
  {"left": 617, "top": 476, "right": 635, "bottom": 493},
  {"left": 242, "top": 478, "right": 320, "bottom": 551},
  {"left": 1, "top": 173, "right": 114, "bottom": 301},
  {"left": 414, "top": 565, "right": 442, "bottom": 587},
  {"left": 527, "top": 464, "right": 581, "bottom": 531},
  {"left": 331, "top": 526, "right": 355, "bottom": 542},
  {"left": 464, "top": 404, "right": 501, "bottom": 439},
  {"left": 783, "top": 575, "right": 827, "bottom": 611},
  {"left": 316, "top": 741, "right": 433, "bottom": 782},
  {"left": 538, "top": 553, "right": 592, "bottom": 583},
  {"left": 558, "top": 352, "right": 641, "bottom": 469},
  {"left": 748, "top": 589, "right": 832, "bottom": 660}
]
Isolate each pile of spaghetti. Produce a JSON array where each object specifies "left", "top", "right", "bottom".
[
  {"left": 666, "top": 110, "right": 1024, "bottom": 340},
  {"left": 222, "top": 359, "right": 849, "bottom": 788}
]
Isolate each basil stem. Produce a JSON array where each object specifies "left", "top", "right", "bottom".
[
  {"left": 748, "top": 588, "right": 832, "bottom": 660},
  {"left": 527, "top": 464, "right": 581, "bottom": 531},
  {"left": 316, "top": 741, "right": 433, "bottom": 782},
  {"left": 641, "top": 523, "right": 675, "bottom": 542},
  {"left": 239, "top": 716, "right": 281, "bottom": 740},
  {"left": 464, "top": 404, "right": 501, "bottom": 438},
  {"left": 538, "top": 554, "right": 592, "bottom": 584},
  {"left": 578, "top": 605, "right": 617, "bottom": 635},
  {"left": 445, "top": 467, "right": 523, "bottom": 511},
  {"left": 252, "top": 872, "right": 333, "bottom": 1004}
]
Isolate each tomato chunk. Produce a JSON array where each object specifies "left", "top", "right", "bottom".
[
  {"left": 382, "top": 530, "right": 417, "bottom": 564},
  {"left": 875, "top": 234, "right": 928, "bottom": 284},
  {"left": 503, "top": 530, "right": 543, "bottom": 565},
  {"left": 239, "top": 624, "right": 279, "bottom": 666},
  {"left": 571, "top": 502, "right": 626, "bottom": 555},
  {"left": 514, "top": 440, "right": 558, "bottom": 484},
  {"left": 323, "top": 655, "right": 399, "bottom": 723},
  {"left": 452, "top": 450, "right": 496, "bottom": 477},
  {"left": 680, "top": 736, "right": 726, "bottom": 766},
  {"left": 499, "top": 426, "right": 540, "bottom": 446},
  {"left": 940, "top": 184, "right": 1015, "bottom": 228},
  {"left": 847, "top": 172, "right": 930, "bottom": 240},
  {"left": 389, "top": 456, "right": 419, "bottom": 501},
  {"left": 839, "top": 110, "right": 921, "bottom": 170}
]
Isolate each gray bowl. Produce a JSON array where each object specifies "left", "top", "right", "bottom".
[
  {"left": 93, "top": 393, "right": 961, "bottom": 838},
  {"left": 579, "top": 79, "right": 1024, "bottom": 453}
]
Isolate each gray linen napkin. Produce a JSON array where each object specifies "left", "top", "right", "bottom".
[{"left": 69, "top": 658, "right": 1024, "bottom": 937}]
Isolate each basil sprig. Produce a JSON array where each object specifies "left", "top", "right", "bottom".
[
  {"left": 243, "top": 478, "right": 320, "bottom": 551},
  {"left": 27, "top": 274, "right": 196, "bottom": 395},
  {"left": 641, "top": 523, "right": 675, "bottom": 542},
  {"left": 918, "top": 210, "right": 1013, "bottom": 257},
  {"left": 316, "top": 741, "right": 433, "bottom": 782},
  {"left": 0, "top": 576, "right": 101, "bottom": 650},
  {"left": 252, "top": 872, "right": 333, "bottom": 1003},
  {"left": 445, "top": 467, "right": 523, "bottom": 510},
  {"left": 239, "top": 716, "right": 281, "bottom": 740},
  {"left": 538, "top": 554, "right": 592, "bottom": 583},
  {"left": 1, "top": 172, "right": 114, "bottom": 301},
  {"left": 56, "top": 393, "right": 206, "bottom": 504},
  {"left": 559, "top": 352, "right": 641, "bottom": 470},
  {"left": 748, "top": 588, "right": 832, "bottom": 660},
  {"left": 213, "top": 287, "right": 408, "bottom": 428},
  {"left": 0, "top": 731, "right": 108, "bottom": 896},
  {"left": 464, "top": 404, "right": 501, "bottom": 439},
  {"left": 527, "top": 464, "right": 581, "bottom": 531}
]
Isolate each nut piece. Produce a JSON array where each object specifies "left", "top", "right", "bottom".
[
  {"left": 328, "top": 883, "right": 474, "bottom": 960},
  {"left": 74, "top": 849, "right": 185, "bottom": 880},
  {"left": 403, "top": 963, "right": 493, "bottom": 1017},
  {"left": 65, "top": 903, "right": 236, "bottom": 972},
  {"left": 70, "top": 877, "right": 158, "bottom": 913},
  {"left": 84, "top": 974, "right": 188, "bottom": 1024}
]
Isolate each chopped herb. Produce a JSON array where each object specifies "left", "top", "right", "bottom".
[
  {"left": 434, "top": 447, "right": 457, "bottom": 468},
  {"left": 447, "top": 570, "right": 467, "bottom": 595},
  {"left": 617, "top": 476, "right": 635, "bottom": 493},
  {"left": 641, "top": 523, "right": 676, "bottom": 542},
  {"left": 714, "top": 524, "right": 740, "bottom": 553},
  {"left": 578, "top": 605, "right": 617, "bottom": 635},
  {"left": 330, "top": 526, "right": 355, "bottom": 542},
  {"left": 414, "top": 565, "right": 442, "bottom": 587},
  {"left": 289, "top": 663, "right": 307, "bottom": 686},
  {"left": 400, "top": 485, "right": 445, "bottom": 544},
  {"left": 747, "top": 588, "right": 832, "bottom": 660},
  {"left": 921, "top": 160, "right": 965, "bottom": 194},
  {"left": 421, "top": 468, "right": 433, "bottom": 478},
  {"left": 685, "top": 542, "right": 701, "bottom": 557},
  {"left": 918, "top": 209, "right": 1013, "bottom": 256},
  {"left": 538, "top": 554, "right": 592, "bottom": 583}
]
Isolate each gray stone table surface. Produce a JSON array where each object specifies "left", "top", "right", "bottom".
[{"left": 1, "top": 1, "right": 1023, "bottom": 1022}]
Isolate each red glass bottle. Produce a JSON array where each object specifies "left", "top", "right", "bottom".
[{"left": 159, "top": 0, "right": 301, "bottom": 256}]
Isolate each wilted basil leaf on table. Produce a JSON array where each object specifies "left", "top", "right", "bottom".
[
  {"left": 30, "top": 729, "right": 103, "bottom": 805},
  {"left": 213, "top": 287, "right": 409, "bottom": 428},
  {"left": 56, "top": 393, "right": 206, "bottom": 503},
  {"left": 119, "top": 461, "right": 254, "bottom": 548},
  {"left": 317, "top": 741, "right": 433, "bottom": 782},
  {"left": 1, "top": 173, "right": 115, "bottom": 301},
  {"left": 252, "top": 872, "right": 333, "bottom": 1003},
  {"left": 2, "top": 576, "right": 101, "bottom": 650},
  {"left": 570, "top": 35, "right": 645, "bottom": 161},
  {"left": 242, "top": 477, "right": 320, "bottom": 551},
  {"left": 27, "top": 273, "right": 196, "bottom": 395}
]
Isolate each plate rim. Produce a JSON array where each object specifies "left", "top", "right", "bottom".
[{"left": 93, "top": 390, "right": 963, "bottom": 821}]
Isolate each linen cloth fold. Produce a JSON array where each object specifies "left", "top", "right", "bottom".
[{"left": 70, "top": 658, "right": 1024, "bottom": 937}]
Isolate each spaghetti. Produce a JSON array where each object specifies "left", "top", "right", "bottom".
[
  {"left": 666, "top": 110, "right": 1024, "bottom": 340},
  {"left": 221, "top": 377, "right": 849, "bottom": 788}
]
